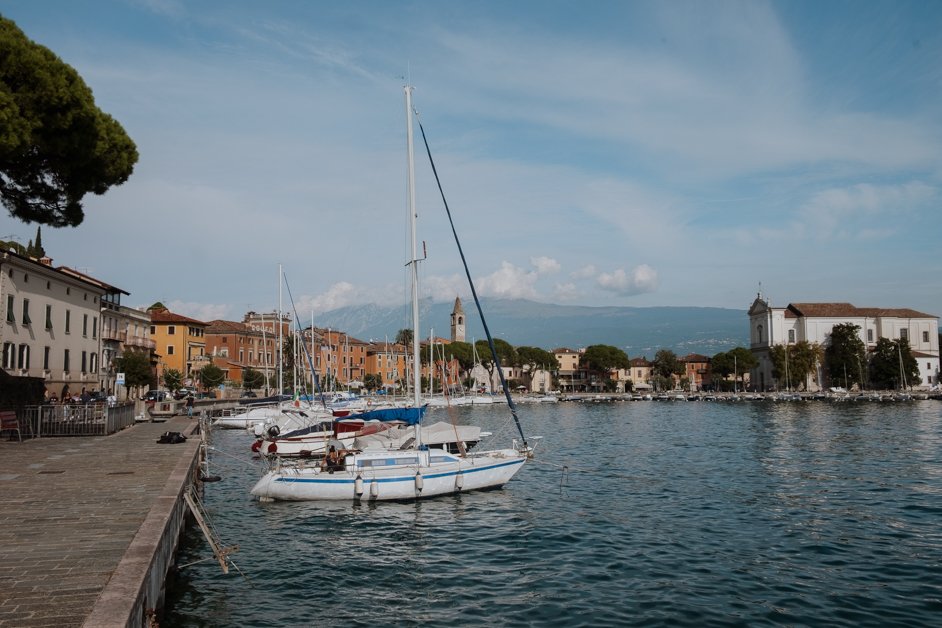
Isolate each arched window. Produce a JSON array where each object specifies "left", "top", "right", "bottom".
[{"left": 756, "top": 324, "right": 764, "bottom": 343}]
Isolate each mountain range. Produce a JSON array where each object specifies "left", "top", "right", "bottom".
[{"left": 314, "top": 298, "right": 748, "bottom": 358}]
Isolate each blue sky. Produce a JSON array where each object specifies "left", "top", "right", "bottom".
[{"left": 2, "top": 0, "right": 940, "bottom": 323}]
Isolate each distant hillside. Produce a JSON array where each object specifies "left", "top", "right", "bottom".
[{"left": 316, "top": 298, "right": 747, "bottom": 358}]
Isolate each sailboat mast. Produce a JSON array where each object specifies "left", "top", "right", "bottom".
[
  {"left": 405, "top": 85, "right": 421, "bottom": 410},
  {"left": 278, "top": 264, "right": 284, "bottom": 397}
]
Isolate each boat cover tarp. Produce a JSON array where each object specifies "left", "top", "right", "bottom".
[
  {"left": 353, "top": 421, "right": 480, "bottom": 451},
  {"left": 344, "top": 405, "right": 427, "bottom": 425}
]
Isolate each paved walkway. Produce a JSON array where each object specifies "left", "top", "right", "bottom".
[{"left": 0, "top": 416, "right": 200, "bottom": 627}]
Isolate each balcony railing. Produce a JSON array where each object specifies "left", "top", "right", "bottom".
[
  {"left": 125, "top": 336, "right": 156, "bottom": 349},
  {"left": 101, "top": 329, "right": 127, "bottom": 343}
]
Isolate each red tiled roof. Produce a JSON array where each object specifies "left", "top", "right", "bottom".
[
  {"left": 149, "top": 309, "right": 207, "bottom": 326},
  {"left": 786, "top": 303, "right": 936, "bottom": 319},
  {"left": 206, "top": 320, "right": 254, "bottom": 334}
]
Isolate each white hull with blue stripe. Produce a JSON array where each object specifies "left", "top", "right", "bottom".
[{"left": 251, "top": 447, "right": 528, "bottom": 501}]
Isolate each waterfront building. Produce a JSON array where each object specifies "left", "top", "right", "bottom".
[
  {"left": 364, "top": 340, "right": 409, "bottom": 392},
  {"left": 679, "top": 353, "right": 712, "bottom": 392},
  {"left": 554, "top": 347, "right": 590, "bottom": 392},
  {"left": 62, "top": 267, "right": 155, "bottom": 400},
  {"left": 419, "top": 336, "right": 462, "bottom": 394},
  {"left": 296, "top": 327, "right": 370, "bottom": 390},
  {"left": 204, "top": 318, "right": 274, "bottom": 389},
  {"left": 748, "top": 294, "right": 940, "bottom": 391},
  {"left": 0, "top": 251, "right": 141, "bottom": 399},
  {"left": 629, "top": 357, "right": 654, "bottom": 391},
  {"left": 148, "top": 305, "right": 207, "bottom": 386}
]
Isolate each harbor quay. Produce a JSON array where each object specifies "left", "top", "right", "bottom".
[{"left": 0, "top": 415, "right": 202, "bottom": 628}]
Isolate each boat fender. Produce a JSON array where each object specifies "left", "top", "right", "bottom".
[
  {"left": 267, "top": 425, "right": 280, "bottom": 439},
  {"left": 370, "top": 479, "right": 379, "bottom": 498},
  {"left": 415, "top": 471, "right": 423, "bottom": 492},
  {"left": 200, "top": 474, "right": 222, "bottom": 483},
  {"left": 251, "top": 440, "right": 262, "bottom": 453},
  {"left": 455, "top": 472, "right": 463, "bottom": 490},
  {"left": 267, "top": 442, "right": 278, "bottom": 454},
  {"left": 354, "top": 474, "right": 364, "bottom": 496}
]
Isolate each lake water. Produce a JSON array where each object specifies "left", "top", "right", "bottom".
[{"left": 164, "top": 400, "right": 942, "bottom": 627}]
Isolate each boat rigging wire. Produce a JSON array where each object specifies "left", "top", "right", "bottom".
[
  {"left": 413, "top": 111, "right": 528, "bottom": 448},
  {"left": 282, "top": 271, "right": 326, "bottom": 410}
]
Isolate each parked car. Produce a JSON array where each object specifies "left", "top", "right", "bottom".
[
  {"left": 174, "top": 388, "right": 196, "bottom": 400},
  {"left": 144, "top": 390, "right": 169, "bottom": 402},
  {"left": 240, "top": 391, "right": 257, "bottom": 398}
]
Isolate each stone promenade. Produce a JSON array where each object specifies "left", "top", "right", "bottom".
[{"left": 0, "top": 416, "right": 200, "bottom": 627}]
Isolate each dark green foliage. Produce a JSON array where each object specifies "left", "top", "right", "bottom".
[
  {"left": 242, "top": 367, "right": 265, "bottom": 390},
  {"left": 445, "top": 341, "right": 474, "bottom": 372},
  {"left": 199, "top": 364, "right": 225, "bottom": 389},
  {"left": 475, "top": 338, "right": 515, "bottom": 369},
  {"left": 395, "top": 328, "right": 413, "bottom": 348},
  {"left": 162, "top": 369, "right": 183, "bottom": 392},
  {"left": 515, "top": 346, "right": 559, "bottom": 371},
  {"left": 769, "top": 341, "right": 823, "bottom": 391},
  {"left": 0, "top": 17, "right": 138, "bottom": 226},
  {"left": 711, "top": 346, "right": 758, "bottom": 390},
  {"left": 113, "top": 350, "right": 153, "bottom": 389},
  {"left": 652, "top": 349, "right": 683, "bottom": 379},
  {"left": 582, "top": 345, "right": 630, "bottom": 372},
  {"left": 869, "top": 337, "right": 921, "bottom": 390},
  {"left": 515, "top": 345, "right": 560, "bottom": 390},
  {"left": 824, "top": 323, "right": 867, "bottom": 388}
]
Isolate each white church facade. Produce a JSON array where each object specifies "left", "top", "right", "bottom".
[{"left": 748, "top": 295, "right": 939, "bottom": 392}]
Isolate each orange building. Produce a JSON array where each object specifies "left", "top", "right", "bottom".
[
  {"left": 420, "top": 337, "right": 462, "bottom": 393},
  {"left": 298, "top": 327, "right": 370, "bottom": 388},
  {"left": 204, "top": 318, "right": 279, "bottom": 387},
  {"left": 364, "top": 341, "right": 410, "bottom": 390},
  {"left": 679, "top": 353, "right": 712, "bottom": 391}
]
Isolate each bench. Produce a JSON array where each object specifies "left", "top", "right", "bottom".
[{"left": 0, "top": 410, "right": 22, "bottom": 442}]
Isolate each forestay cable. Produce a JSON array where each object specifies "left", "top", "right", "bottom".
[{"left": 414, "top": 112, "right": 528, "bottom": 448}]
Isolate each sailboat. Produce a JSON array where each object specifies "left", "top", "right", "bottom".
[{"left": 250, "top": 85, "right": 533, "bottom": 501}]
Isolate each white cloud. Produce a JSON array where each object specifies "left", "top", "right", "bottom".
[
  {"left": 476, "top": 262, "right": 540, "bottom": 299},
  {"left": 420, "top": 273, "right": 467, "bottom": 303},
  {"left": 168, "top": 301, "right": 231, "bottom": 322},
  {"left": 596, "top": 265, "right": 659, "bottom": 296},
  {"left": 302, "top": 282, "right": 371, "bottom": 313},
  {"left": 530, "top": 256, "right": 561, "bottom": 274},
  {"left": 571, "top": 265, "right": 597, "bottom": 279}
]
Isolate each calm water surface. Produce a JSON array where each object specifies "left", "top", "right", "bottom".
[{"left": 165, "top": 401, "right": 942, "bottom": 627}]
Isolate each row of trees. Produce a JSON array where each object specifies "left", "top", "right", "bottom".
[
  {"left": 764, "top": 323, "right": 922, "bottom": 391},
  {"left": 823, "top": 323, "right": 921, "bottom": 390},
  {"left": 113, "top": 351, "right": 251, "bottom": 396}
]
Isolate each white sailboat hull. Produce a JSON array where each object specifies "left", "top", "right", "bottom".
[{"left": 251, "top": 448, "right": 527, "bottom": 501}]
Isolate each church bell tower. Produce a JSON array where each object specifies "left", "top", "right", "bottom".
[{"left": 450, "top": 297, "right": 465, "bottom": 342}]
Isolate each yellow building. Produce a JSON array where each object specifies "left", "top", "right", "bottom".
[{"left": 148, "top": 305, "right": 207, "bottom": 385}]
